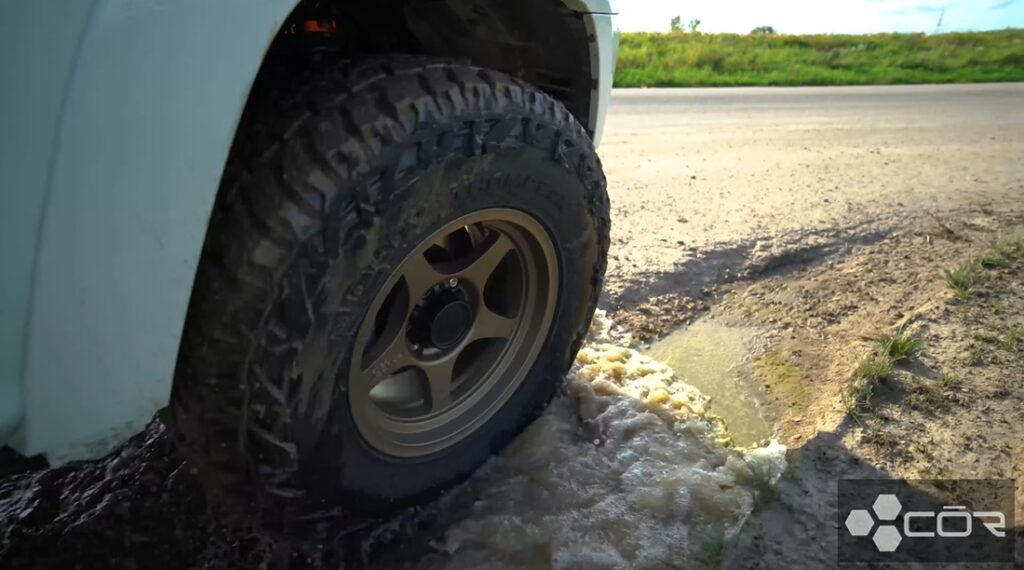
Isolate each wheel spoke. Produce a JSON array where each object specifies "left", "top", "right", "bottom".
[
  {"left": 470, "top": 305, "right": 516, "bottom": 341},
  {"left": 421, "top": 355, "right": 457, "bottom": 412},
  {"left": 459, "top": 232, "right": 514, "bottom": 286},
  {"left": 401, "top": 251, "right": 446, "bottom": 300},
  {"left": 360, "top": 332, "right": 414, "bottom": 386}
]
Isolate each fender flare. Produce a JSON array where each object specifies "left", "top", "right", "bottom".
[{"left": 8, "top": 0, "right": 299, "bottom": 462}]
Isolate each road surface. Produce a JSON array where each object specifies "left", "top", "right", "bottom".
[{"left": 601, "top": 84, "right": 1024, "bottom": 307}]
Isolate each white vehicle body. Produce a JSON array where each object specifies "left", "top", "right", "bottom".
[{"left": 0, "top": 0, "right": 617, "bottom": 463}]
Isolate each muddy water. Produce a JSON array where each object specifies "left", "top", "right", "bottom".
[
  {"left": 645, "top": 322, "right": 774, "bottom": 447},
  {"left": 372, "top": 314, "right": 785, "bottom": 569}
]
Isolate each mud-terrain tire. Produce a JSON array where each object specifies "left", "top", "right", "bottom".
[{"left": 168, "top": 56, "right": 609, "bottom": 530}]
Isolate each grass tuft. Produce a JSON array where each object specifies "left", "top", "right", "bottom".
[
  {"left": 704, "top": 534, "right": 726, "bottom": 565},
  {"left": 943, "top": 259, "right": 981, "bottom": 300},
  {"left": 940, "top": 374, "right": 962, "bottom": 390},
  {"left": 856, "top": 355, "right": 893, "bottom": 382},
  {"left": 982, "top": 237, "right": 1024, "bottom": 268},
  {"left": 742, "top": 456, "right": 781, "bottom": 506},
  {"left": 980, "top": 249, "right": 1012, "bottom": 269},
  {"left": 1002, "top": 324, "right": 1022, "bottom": 349},
  {"left": 846, "top": 353, "right": 893, "bottom": 418},
  {"left": 1006, "top": 241, "right": 1024, "bottom": 260},
  {"left": 846, "top": 380, "right": 876, "bottom": 418},
  {"left": 871, "top": 329, "right": 923, "bottom": 363}
]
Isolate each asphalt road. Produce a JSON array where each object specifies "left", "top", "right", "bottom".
[{"left": 600, "top": 84, "right": 1024, "bottom": 305}]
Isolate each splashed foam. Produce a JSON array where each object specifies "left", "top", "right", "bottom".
[{"left": 404, "top": 311, "right": 786, "bottom": 569}]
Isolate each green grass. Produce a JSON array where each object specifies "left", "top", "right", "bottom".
[
  {"left": 980, "top": 249, "right": 1012, "bottom": 269},
  {"left": 871, "top": 329, "right": 923, "bottom": 363},
  {"left": 704, "top": 534, "right": 726, "bottom": 565},
  {"left": 944, "top": 259, "right": 982, "bottom": 300},
  {"left": 846, "top": 379, "right": 876, "bottom": 416},
  {"left": 941, "top": 374, "right": 962, "bottom": 391},
  {"left": 983, "top": 237, "right": 1024, "bottom": 268},
  {"left": 845, "top": 356, "right": 886, "bottom": 419},
  {"left": 1002, "top": 324, "right": 1022, "bottom": 349},
  {"left": 940, "top": 234, "right": 1024, "bottom": 301},
  {"left": 741, "top": 456, "right": 782, "bottom": 506},
  {"left": 856, "top": 355, "right": 894, "bottom": 382},
  {"left": 615, "top": 29, "right": 1024, "bottom": 87},
  {"left": 845, "top": 353, "right": 892, "bottom": 417}
]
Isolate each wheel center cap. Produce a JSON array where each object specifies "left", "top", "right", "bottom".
[{"left": 431, "top": 301, "right": 472, "bottom": 349}]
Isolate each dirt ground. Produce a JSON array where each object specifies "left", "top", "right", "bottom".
[
  {"left": 2, "top": 84, "right": 1023, "bottom": 568},
  {"left": 709, "top": 212, "right": 1024, "bottom": 568}
]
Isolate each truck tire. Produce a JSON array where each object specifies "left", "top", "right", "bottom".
[{"left": 169, "top": 56, "right": 609, "bottom": 529}]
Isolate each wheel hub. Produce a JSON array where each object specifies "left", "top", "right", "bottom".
[
  {"left": 430, "top": 301, "right": 473, "bottom": 349},
  {"left": 407, "top": 283, "right": 475, "bottom": 355}
]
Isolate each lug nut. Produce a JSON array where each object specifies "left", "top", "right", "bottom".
[{"left": 448, "top": 277, "right": 459, "bottom": 288}]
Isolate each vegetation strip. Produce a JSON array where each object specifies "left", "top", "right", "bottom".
[{"left": 616, "top": 29, "right": 1024, "bottom": 87}]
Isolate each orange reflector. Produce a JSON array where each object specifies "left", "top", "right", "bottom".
[{"left": 303, "top": 19, "right": 336, "bottom": 33}]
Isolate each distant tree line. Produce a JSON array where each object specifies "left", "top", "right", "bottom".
[
  {"left": 670, "top": 16, "right": 702, "bottom": 33},
  {"left": 670, "top": 17, "right": 776, "bottom": 35}
]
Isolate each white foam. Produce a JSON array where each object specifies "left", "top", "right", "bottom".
[{"left": 408, "top": 312, "right": 787, "bottom": 568}]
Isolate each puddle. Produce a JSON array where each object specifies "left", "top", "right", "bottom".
[
  {"left": 644, "top": 322, "right": 775, "bottom": 447},
  {"left": 365, "top": 313, "right": 786, "bottom": 569}
]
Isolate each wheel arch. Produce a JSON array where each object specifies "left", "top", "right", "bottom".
[
  {"left": 402, "top": 0, "right": 600, "bottom": 138},
  {"left": 249, "top": 0, "right": 612, "bottom": 140}
]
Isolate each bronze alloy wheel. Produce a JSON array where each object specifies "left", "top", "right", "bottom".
[{"left": 349, "top": 209, "right": 558, "bottom": 457}]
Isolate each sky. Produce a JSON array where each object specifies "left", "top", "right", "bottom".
[{"left": 614, "top": 0, "right": 1024, "bottom": 34}]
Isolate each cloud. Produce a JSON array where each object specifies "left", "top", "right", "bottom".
[{"left": 991, "top": 0, "right": 1018, "bottom": 9}]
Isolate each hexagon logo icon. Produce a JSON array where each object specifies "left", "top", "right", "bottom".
[
  {"left": 842, "top": 494, "right": 906, "bottom": 552},
  {"left": 872, "top": 494, "right": 902, "bottom": 521},
  {"left": 845, "top": 509, "right": 875, "bottom": 537},
  {"left": 872, "top": 525, "right": 902, "bottom": 552}
]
